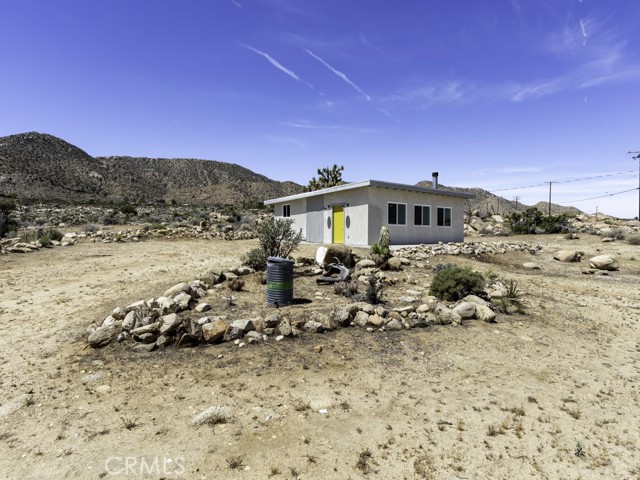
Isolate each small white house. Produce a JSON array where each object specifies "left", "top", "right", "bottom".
[{"left": 264, "top": 178, "right": 475, "bottom": 247}]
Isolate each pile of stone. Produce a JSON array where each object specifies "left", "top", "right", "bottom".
[
  {"left": 86, "top": 267, "right": 511, "bottom": 351},
  {"left": 568, "top": 215, "right": 640, "bottom": 238},
  {"left": 394, "top": 240, "right": 539, "bottom": 263},
  {"left": 464, "top": 214, "right": 511, "bottom": 237},
  {"left": 0, "top": 233, "right": 77, "bottom": 254},
  {"left": 78, "top": 224, "right": 257, "bottom": 244}
]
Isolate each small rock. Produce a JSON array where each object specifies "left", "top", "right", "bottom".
[
  {"left": 553, "top": 250, "right": 580, "bottom": 262},
  {"left": 385, "top": 319, "right": 403, "bottom": 331},
  {"left": 95, "top": 385, "right": 111, "bottom": 395},
  {"left": 195, "top": 303, "right": 211, "bottom": 313}
]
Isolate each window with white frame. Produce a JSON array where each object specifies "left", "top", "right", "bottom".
[
  {"left": 282, "top": 204, "right": 291, "bottom": 217},
  {"left": 436, "top": 207, "right": 452, "bottom": 227},
  {"left": 388, "top": 202, "right": 407, "bottom": 225},
  {"left": 414, "top": 204, "right": 431, "bottom": 226}
]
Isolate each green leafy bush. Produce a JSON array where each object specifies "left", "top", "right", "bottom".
[
  {"left": 120, "top": 204, "right": 138, "bottom": 216},
  {"left": 429, "top": 266, "right": 485, "bottom": 301},
  {"left": 41, "top": 227, "right": 64, "bottom": 241},
  {"left": 39, "top": 236, "right": 53, "bottom": 248},
  {"left": 241, "top": 217, "right": 302, "bottom": 271},
  {"left": 505, "top": 207, "right": 572, "bottom": 234},
  {"left": 0, "top": 198, "right": 18, "bottom": 238}
]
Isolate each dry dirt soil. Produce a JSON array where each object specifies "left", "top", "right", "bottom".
[{"left": 1, "top": 233, "right": 639, "bottom": 480}]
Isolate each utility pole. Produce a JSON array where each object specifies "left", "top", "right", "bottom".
[
  {"left": 630, "top": 151, "right": 640, "bottom": 220},
  {"left": 513, "top": 196, "right": 520, "bottom": 212},
  {"left": 547, "top": 182, "right": 553, "bottom": 216}
]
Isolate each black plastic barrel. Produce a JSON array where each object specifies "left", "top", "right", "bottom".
[{"left": 266, "top": 256, "right": 294, "bottom": 306}]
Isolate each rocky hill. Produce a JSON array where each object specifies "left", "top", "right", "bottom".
[
  {"left": 416, "top": 180, "right": 583, "bottom": 217},
  {"left": 0, "top": 132, "right": 302, "bottom": 205}
]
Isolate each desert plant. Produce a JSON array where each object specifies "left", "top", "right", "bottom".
[
  {"left": 504, "top": 279, "right": 521, "bottom": 299},
  {"left": 305, "top": 164, "right": 345, "bottom": 191},
  {"left": 506, "top": 207, "right": 572, "bottom": 234},
  {"left": 83, "top": 224, "right": 98, "bottom": 233},
  {"left": 334, "top": 280, "right": 358, "bottom": 298},
  {"left": 626, "top": 234, "right": 640, "bottom": 246},
  {"left": 0, "top": 198, "right": 18, "bottom": 238},
  {"left": 607, "top": 228, "right": 626, "bottom": 240},
  {"left": 40, "top": 227, "right": 64, "bottom": 241},
  {"left": 242, "top": 247, "right": 268, "bottom": 271},
  {"left": 19, "top": 230, "right": 38, "bottom": 244},
  {"left": 120, "top": 204, "right": 137, "bottom": 216},
  {"left": 365, "top": 274, "right": 383, "bottom": 304},
  {"left": 241, "top": 217, "right": 302, "bottom": 271},
  {"left": 429, "top": 266, "right": 485, "bottom": 301},
  {"left": 38, "top": 236, "right": 53, "bottom": 248}
]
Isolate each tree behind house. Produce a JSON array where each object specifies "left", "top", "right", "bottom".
[{"left": 306, "top": 165, "right": 345, "bottom": 191}]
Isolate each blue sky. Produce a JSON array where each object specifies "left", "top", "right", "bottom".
[{"left": 2, "top": 0, "right": 639, "bottom": 217}]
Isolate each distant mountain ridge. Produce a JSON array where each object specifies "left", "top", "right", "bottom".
[
  {"left": 0, "top": 132, "right": 302, "bottom": 205},
  {"left": 416, "top": 180, "right": 583, "bottom": 217}
]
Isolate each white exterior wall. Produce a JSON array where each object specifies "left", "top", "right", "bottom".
[
  {"left": 367, "top": 187, "right": 467, "bottom": 244},
  {"left": 270, "top": 184, "right": 468, "bottom": 246},
  {"left": 272, "top": 199, "right": 306, "bottom": 240},
  {"left": 320, "top": 187, "right": 370, "bottom": 247}
]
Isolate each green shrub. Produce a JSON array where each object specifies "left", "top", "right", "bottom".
[
  {"left": 241, "top": 217, "right": 302, "bottom": 271},
  {"left": 19, "top": 230, "right": 38, "bottom": 244},
  {"left": 41, "top": 227, "right": 64, "bottom": 241},
  {"left": 626, "top": 234, "right": 640, "bottom": 246},
  {"left": 0, "top": 198, "right": 18, "bottom": 238},
  {"left": 242, "top": 247, "right": 268, "bottom": 271},
  {"left": 429, "top": 266, "right": 485, "bottom": 301},
  {"left": 120, "top": 204, "right": 138, "bottom": 216},
  {"left": 505, "top": 207, "right": 572, "bottom": 234},
  {"left": 39, "top": 236, "right": 53, "bottom": 248}
]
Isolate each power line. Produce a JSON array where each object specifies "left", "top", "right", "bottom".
[
  {"left": 556, "top": 187, "right": 639, "bottom": 204},
  {"left": 489, "top": 169, "right": 636, "bottom": 193}
]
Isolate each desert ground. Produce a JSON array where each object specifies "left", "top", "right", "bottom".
[{"left": 1, "top": 232, "right": 639, "bottom": 479}]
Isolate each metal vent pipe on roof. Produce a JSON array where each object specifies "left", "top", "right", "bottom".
[{"left": 432, "top": 172, "right": 439, "bottom": 189}]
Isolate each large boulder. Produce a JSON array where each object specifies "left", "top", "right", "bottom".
[
  {"left": 452, "top": 302, "right": 476, "bottom": 319},
  {"left": 589, "top": 255, "right": 619, "bottom": 271},
  {"left": 316, "top": 245, "right": 354, "bottom": 268}
]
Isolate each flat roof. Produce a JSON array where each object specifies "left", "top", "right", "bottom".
[{"left": 264, "top": 179, "right": 475, "bottom": 205}]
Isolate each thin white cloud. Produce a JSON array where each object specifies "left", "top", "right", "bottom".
[
  {"left": 304, "top": 49, "right": 371, "bottom": 101},
  {"left": 379, "top": 108, "right": 399, "bottom": 122},
  {"left": 263, "top": 135, "right": 305, "bottom": 148},
  {"left": 387, "top": 81, "right": 466, "bottom": 105},
  {"left": 230, "top": 0, "right": 242, "bottom": 9},
  {"left": 580, "top": 19, "right": 588, "bottom": 38},
  {"left": 280, "top": 120, "right": 347, "bottom": 130},
  {"left": 242, "top": 44, "right": 301, "bottom": 82}
]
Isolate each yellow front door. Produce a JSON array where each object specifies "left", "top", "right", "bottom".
[{"left": 332, "top": 206, "right": 344, "bottom": 244}]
